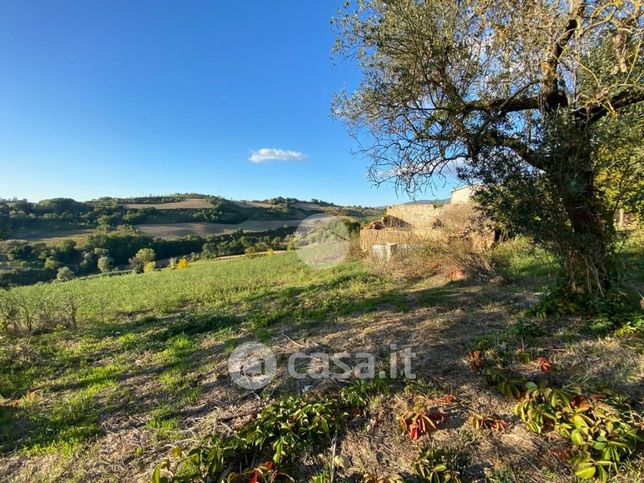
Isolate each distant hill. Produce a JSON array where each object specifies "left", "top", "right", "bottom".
[
  {"left": 0, "top": 194, "right": 383, "bottom": 243},
  {"left": 403, "top": 198, "right": 450, "bottom": 206}
]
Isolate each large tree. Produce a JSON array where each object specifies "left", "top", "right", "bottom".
[{"left": 333, "top": 0, "right": 643, "bottom": 297}]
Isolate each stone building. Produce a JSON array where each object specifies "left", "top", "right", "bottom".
[{"left": 360, "top": 184, "right": 487, "bottom": 253}]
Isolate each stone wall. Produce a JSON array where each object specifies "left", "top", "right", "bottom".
[
  {"left": 359, "top": 227, "right": 445, "bottom": 251},
  {"left": 384, "top": 204, "right": 440, "bottom": 228},
  {"left": 450, "top": 186, "right": 476, "bottom": 204}
]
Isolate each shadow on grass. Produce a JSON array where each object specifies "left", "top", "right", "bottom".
[{"left": 0, "top": 272, "right": 543, "bottom": 457}]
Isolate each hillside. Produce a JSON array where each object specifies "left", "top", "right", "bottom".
[
  {"left": 0, "top": 242, "right": 641, "bottom": 482},
  {"left": 0, "top": 195, "right": 382, "bottom": 288},
  {"left": 1, "top": 195, "right": 381, "bottom": 243}
]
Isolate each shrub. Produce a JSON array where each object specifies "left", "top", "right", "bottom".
[
  {"left": 244, "top": 246, "right": 259, "bottom": 259},
  {"left": 97, "top": 255, "right": 114, "bottom": 273},
  {"left": 129, "top": 256, "right": 144, "bottom": 273},
  {"left": 56, "top": 267, "right": 75, "bottom": 282},
  {"left": 44, "top": 257, "right": 62, "bottom": 271},
  {"left": 143, "top": 261, "right": 156, "bottom": 273},
  {"left": 136, "top": 248, "right": 156, "bottom": 263},
  {"left": 176, "top": 258, "right": 189, "bottom": 270},
  {"left": 129, "top": 248, "right": 156, "bottom": 273}
]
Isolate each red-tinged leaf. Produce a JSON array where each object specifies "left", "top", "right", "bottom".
[
  {"left": 571, "top": 395, "right": 591, "bottom": 411},
  {"left": 490, "top": 419, "right": 507, "bottom": 431},
  {"left": 468, "top": 350, "right": 484, "bottom": 371},
  {"left": 443, "top": 394, "right": 456, "bottom": 403},
  {"left": 536, "top": 356, "right": 552, "bottom": 372}
]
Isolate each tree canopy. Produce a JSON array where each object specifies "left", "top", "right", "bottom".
[{"left": 334, "top": 0, "right": 643, "bottom": 296}]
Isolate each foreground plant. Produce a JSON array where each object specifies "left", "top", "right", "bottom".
[
  {"left": 400, "top": 409, "right": 447, "bottom": 441},
  {"left": 412, "top": 448, "right": 463, "bottom": 482},
  {"left": 470, "top": 340, "right": 642, "bottom": 481},
  {"left": 516, "top": 382, "right": 642, "bottom": 481},
  {"left": 152, "top": 380, "right": 389, "bottom": 482}
]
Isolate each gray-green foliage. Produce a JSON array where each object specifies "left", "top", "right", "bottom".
[
  {"left": 333, "top": 0, "right": 643, "bottom": 297},
  {"left": 97, "top": 255, "right": 114, "bottom": 273},
  {"left": 56, "top": 266, "right": 75, "bottom": 282}
]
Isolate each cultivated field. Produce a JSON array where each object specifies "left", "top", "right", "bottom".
[
  {"left": 123, "top": 199, "right": 215, "bottom": 210},
  {"left": 6, "top": 228, "right": 95, "bottom": 245},
  {"left": 135, "top": 219, "right": 304, "bottom": 239},
  {"left": 0, "top": 238, "right": 642, "bottom": 482}
]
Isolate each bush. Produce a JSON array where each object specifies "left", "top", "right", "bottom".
[
  {"left": 176, "top": 258, "right": 189, "bottom": 270},
  {"left": 56, "top": 267, "right": 75, "bottom": 282},
  {"left": 97, "top": 255, "right": 114, "bottom": 273},
  {"left": 44, "top": 258, "right": 62, "bottom": 271},
  {"left": 136, "top": 248, "right": 156, "bottom": 264},
  {"left": 244, "top": 246, "right": 259, "bottom": 259},
  {"left": 129, "top": 248, "right": 156, "bottom": 273},
  {"left": 143, "top": 261, "right": 156, "bottom": 273}
]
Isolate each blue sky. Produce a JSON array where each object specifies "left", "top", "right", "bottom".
[{"left": 0, "top": 1, "right": 459, "bottom": 205}]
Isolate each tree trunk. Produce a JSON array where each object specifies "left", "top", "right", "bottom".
[{"left": 559, "top": 166, "right": 614, "bottom": 296}]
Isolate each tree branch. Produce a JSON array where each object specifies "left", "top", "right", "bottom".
[
  {"left": 487, "top": 131, "right": 546, "bottom": 171},
  {"left": 577, "top": 88, "right": 644, "bottom": 123},
  {"left": 541, "top": 1, "right": 587, "bottom": 110},
  {"left": 462, "top": 96, "right": 540, "bottom": 114}
]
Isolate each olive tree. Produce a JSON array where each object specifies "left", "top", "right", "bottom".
[{"left": 333, "top": 0, "right": 643, "bottom": 297}]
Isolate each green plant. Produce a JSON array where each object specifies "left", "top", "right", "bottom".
[
  {"left": 152, "top": 378, "right": 390, "bottom": 482},
  {"left": 56, "top": 266, "right": 75, "bottom": 282},
  {"left": 412, "top": 448, "right": 462, "bottom": 482},
  {"left": 339, "top": 377, "right": 390, "bottom": 412},
  {"left": 242, "top": 396, "right": 340, "bottom": 464},
  {"left": 515, "top": 382, "right": 642, "bottom": 481},
  {"left": 481, "top": 367, "right": 525, "bottom": 400}
]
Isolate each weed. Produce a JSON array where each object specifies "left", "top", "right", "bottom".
[{"left": 412, "top": 448, "right": 464, "bottom": 482}]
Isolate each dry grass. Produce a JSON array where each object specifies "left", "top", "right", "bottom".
[{"left": 370, "top": 239, "right": 496, "bottom": 283}]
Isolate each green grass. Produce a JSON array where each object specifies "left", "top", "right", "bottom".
[
  {"left": 4, "top": 252, "right": 389, "bottom": 323},
  {"left": 1, "top": 237, "right": 640, "bottom": 480},
  {"left": 0, "top": 252, "right": 399, "bottom": 458}
]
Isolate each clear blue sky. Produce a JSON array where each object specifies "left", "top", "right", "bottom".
[{"left": 0, "top": 1, "right": 459, "bottom": 205}]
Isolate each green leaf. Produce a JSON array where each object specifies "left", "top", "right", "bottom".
[
  {"left": 572, "top": 414, "right": 587, "bottom": 429},
  {"left": 571, "top": 430, "right": 585, "bottom": 445},
  {"left": 575, "top": 462, "right": 596, "bottom": 479}
]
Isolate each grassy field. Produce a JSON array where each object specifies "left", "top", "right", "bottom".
[{"left": 0, "top": 244, "right": 641, "bottom": 482}]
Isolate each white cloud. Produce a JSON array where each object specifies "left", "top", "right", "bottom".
[{"left": 249, "top": 148, "right": 308, "bottom": 163}]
